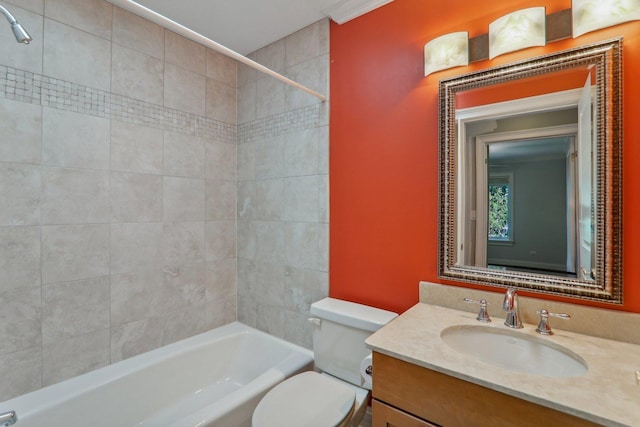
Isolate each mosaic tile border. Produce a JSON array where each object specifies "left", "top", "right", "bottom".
[
  {"left": 0, "top": 64, "right": 323, "bottom": 146},
  {"left": 237, "top": 104, "right": 321, "bottom": 143},
  {"left": 0, "top": 64, "right": 236, "bottom": 144}
]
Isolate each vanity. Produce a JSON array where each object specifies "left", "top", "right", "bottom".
[{"left": 366, "top": 286, "right": 640, "bottom": 427}]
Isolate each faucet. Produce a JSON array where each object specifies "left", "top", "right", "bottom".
[
  {"left": 502, "top": 288, "right": 523, "bottom": 328},
  {"left": 0, "top": 410, "right": 17, "bottom": 426}
]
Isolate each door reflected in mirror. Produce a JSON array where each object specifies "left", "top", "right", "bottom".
[{"left": 438, "top": 39, "right": 622, "bottom": 303}]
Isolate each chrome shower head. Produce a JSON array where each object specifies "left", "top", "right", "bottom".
[
  {"left": 11, "top": 21, "right": 31, "bottom": 43},
  {"left": 1, "top": 3, "right": 32, "bottom": 44}
]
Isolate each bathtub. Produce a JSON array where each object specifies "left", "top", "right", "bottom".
[{"left": 0, "top": 322, "right": 314, "bottom": 427}]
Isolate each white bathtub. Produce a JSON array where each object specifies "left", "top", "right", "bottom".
[{"left": 0, "top": 322, "right": 314, "bottom": 427}]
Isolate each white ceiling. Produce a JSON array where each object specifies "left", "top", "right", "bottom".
[{"left": 132, "top": 0, "right": 392, "bottom": 55}]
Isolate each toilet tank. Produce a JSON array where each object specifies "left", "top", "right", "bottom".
[{"left": 309, "top": 298, "right": 397, "bottom": 388}]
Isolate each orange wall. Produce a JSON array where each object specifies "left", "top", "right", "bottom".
[{"left": 329, "top": 0, "right": 640, "bottom": 314}]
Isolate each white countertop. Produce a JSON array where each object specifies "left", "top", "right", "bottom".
[{"left": 366, "top": 302, "right": 640, "bottom": 427}]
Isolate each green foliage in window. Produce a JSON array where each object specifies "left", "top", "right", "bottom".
[{"left": 489, "top": 183, "right": 510, "bottom": 240}]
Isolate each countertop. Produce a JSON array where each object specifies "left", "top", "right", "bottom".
[{"left": 366, "top": 302, "right": 640, "bottom": 427}]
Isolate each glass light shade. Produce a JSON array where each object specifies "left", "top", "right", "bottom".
[
  {"left": 489, "top": 7, "right": 546, "bottom": 59},
  {"left": 424, "top": 32, "right": 469, "bottom": 76},
  {"left": 573, "top": 0, "right": 640, "bottom": 37}
]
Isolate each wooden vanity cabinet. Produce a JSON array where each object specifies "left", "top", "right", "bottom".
[{"left": 371, "top": 352, "right": 600, "bottom": 427}]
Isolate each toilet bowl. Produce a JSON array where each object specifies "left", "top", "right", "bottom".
[{"left": 251, "top": 298, "right": 397, "bottom": 427}]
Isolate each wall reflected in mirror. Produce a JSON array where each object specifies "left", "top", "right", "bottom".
[{"left": 438, "top": 39, "right": 622, "bottom": 303}]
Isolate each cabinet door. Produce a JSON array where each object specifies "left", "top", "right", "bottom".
[{"left": 372, "top": 399, "right": 439, "bottom": 427}]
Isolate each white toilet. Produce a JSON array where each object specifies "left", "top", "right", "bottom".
[{"left": 252, "top": 297, "right": 397, "bottom": 427}]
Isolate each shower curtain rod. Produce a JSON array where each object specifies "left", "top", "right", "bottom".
[{"left": 107, "top": 0, "right": 327, "bottom": 102}]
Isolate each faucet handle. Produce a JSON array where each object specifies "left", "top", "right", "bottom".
[
  {"left": 463, "top": 298, "right": 491, "bottom": 323},
  {"left": 535, "top": 309, "right": 570, "bottom": 335}
]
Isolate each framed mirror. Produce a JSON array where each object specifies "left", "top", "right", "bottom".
[{"left": 438, "top": 38, "right": 623, "bottom": 303}]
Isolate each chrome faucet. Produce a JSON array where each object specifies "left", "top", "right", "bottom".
[
  {"left": 0, "top": 410, "right": 17, "bottom": 426},
  {"left": 502, "top": 288, "right": 523, "bottom": 328}
]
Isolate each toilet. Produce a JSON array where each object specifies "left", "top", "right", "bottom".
[{"left": 252, "top": 297, "right": 397, "bottom": 427}]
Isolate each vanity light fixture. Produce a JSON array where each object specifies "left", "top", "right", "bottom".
[
  {"left": 572, "top": 0, "right": 640, "bottom": 37},
  {"left": 424, "top": 31, "right": 469, "bottom": 76},
  {"left": 489, "top": 7, "right": 546, "bottom": 59}
]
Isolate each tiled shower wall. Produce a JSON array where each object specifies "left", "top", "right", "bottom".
[
  {"left": 236, "top": 21, "right": 330, "bottom": 349},
  {"left": 0, "top": 0, "right": 238, "bottom": 401}
]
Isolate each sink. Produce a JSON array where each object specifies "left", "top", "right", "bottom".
[{"left": 440, "top": 325, "right": 588, "bottom": 378}]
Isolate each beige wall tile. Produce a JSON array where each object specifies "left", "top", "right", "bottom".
[
  {"left": 236, "top": 221, "right": 255, "bottom": 260},
  {"left": 163, "top": 131, "right": 205, "bottom": 178},
  {"left": 285, "top": 22, "right": 320, "bottom": 69},
  {"left": 111, "top": 122, "right": 164, "bottom": 175},
  {"left": 256, "top": 39, "right": 286, "bottom": 73},
  {"left": 254, "top": 179, "right": 284, "bottom": 221},
  {"left": 255, "top": 136, "right": 285, "bottom": 179},
  {"left": 164, "top": 62, "right": 205, "bottom": 115},
  {"left": 237, "top": 53, "right": 258, "bottom": 87},
  {"left": 161, "top": 307, "right": 206, "bottom": 345},
  {"left": 111, "top": 172, "right": 163, "bottom": 223},
  {"left": 110, "top": 223, "right": 163, "bottom": 274},
  {"left": 236, "top": 142, "right": 255, "bottom": 182},
  {"left": 111, "top": 44, "right": 164, "bottom": 105},
  {"left": 2, "top": 0, "right": 43, "bottom": 14},
  {"left": 256, "top": 77, "right": 285, "bottom": 119},
  {"left": 42, "top": 108, "right": 110, "bottom": 170},
  {"left": 206, "top": 295, "right": 236, "bottom": 329},
  {"left": 206, "top": 140, "right": 236, "bottom": 181},
  {"left": 41, "top": 224, "right": 110, "bottom": 284},
  {"left": 206, "top": 78, "right": 237, "bottom": 124},
  {"left": 254, "top": 222, "right": 284, "bottom": 264},
  {"left": 206, "top": 49, "right": 236, "bottom": 86},
  {"left": 284, "top": 176, "right": 319, "bottom": 222},
  {"left": 237, "top": 81, "right": 257, "bottom": 124},
  {"left": 0, "top": 227, "right": 41, "bottom": 292},
  {"left": 42, "top": 276, "right": 110, "bottom": 345},
  {"left": 164, "top": 30, "right": 206, "bottom": 75},
  {"left": 0, "top": 347, "right": 42, "bottom": 402},
  {"left": 285, "top": 128, "right": 319, "bottom": 176},
  {"left": 205, "top": 180, "right": 236, "bottom": 221},
  {"left": 110, "top": 318, "right": 164, "bottom": 363},
  {"left": 163, "top": 262, "right": 206, "bottom": 310},
  {"left": 44, "top": 0, "right": 112, "bottom": 40},
  {"left": 256, "top": 303, "right": 284, "bottom": 339},
  {"left": 43, "top": 18, "right": 111, "bottom": 91},
  {"left": 42, "top": 329, "right": 110, "bottom": 386},
  {"left": 206, "top": 258, "right": 237, "bottom": 302},
  {"left": 112, "top": 6, "right": 164, "bottom": 59},
  {"left": 0, "top": 99, "right": 42, "bottom": 164},
  {"left": 110, "top": 269, "right": 165, "bottom": 326},
  {"left": 285, "top": 55, "right": 328, "bottom": 110},
  {"left": 284, "top": 222, "right": 318, "bottom": 270},
  {"left": 205, "top": 220, "right": 236, "bottom": 261},
  {"left": 0, "top": 287, "right": 41, "bottom": 355},
  {"left": 163, "top": 177, "right": 205, "bottom": 222},
  {"left": 0, "top": 164, "right": 41, "bottom": 226},
  {"left": 163, "top": 222, "right": 205, "bottom": 268},
  {"left": 42, "top": 167, "right": 110, "bottom": 224},
  {"left": 237, "top": 181, "right": 255, "bottom": 221}
]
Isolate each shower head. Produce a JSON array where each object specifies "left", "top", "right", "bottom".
[
  {"left": 11, "top": 21, "right": 31, "bottom": 43},
  {"left": 1, "top": 4, "right": 32, "bottom": 44}
]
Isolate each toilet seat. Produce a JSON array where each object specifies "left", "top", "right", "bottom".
[{"left": 252, "top": 371, "right": 356, "bottom": 427}]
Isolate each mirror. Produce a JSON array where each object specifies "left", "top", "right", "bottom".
[{"left": 438, "top": 38, "right": 623, "bottom": 303}]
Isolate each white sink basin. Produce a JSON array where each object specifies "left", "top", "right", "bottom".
[{"left": 441, "top": 325, "right": 588, "bottom": 378}]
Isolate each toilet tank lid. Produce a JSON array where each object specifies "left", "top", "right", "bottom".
[{"left": 310, "top": 298, "right": 398, "bottom": 332}]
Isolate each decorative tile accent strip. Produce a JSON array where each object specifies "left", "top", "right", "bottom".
[
  {"left": 237, "top": 104, "right": 321, "bottom": 143},
  {"left": 0, "top": 64, "right": 236, "bottom": 144}
]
